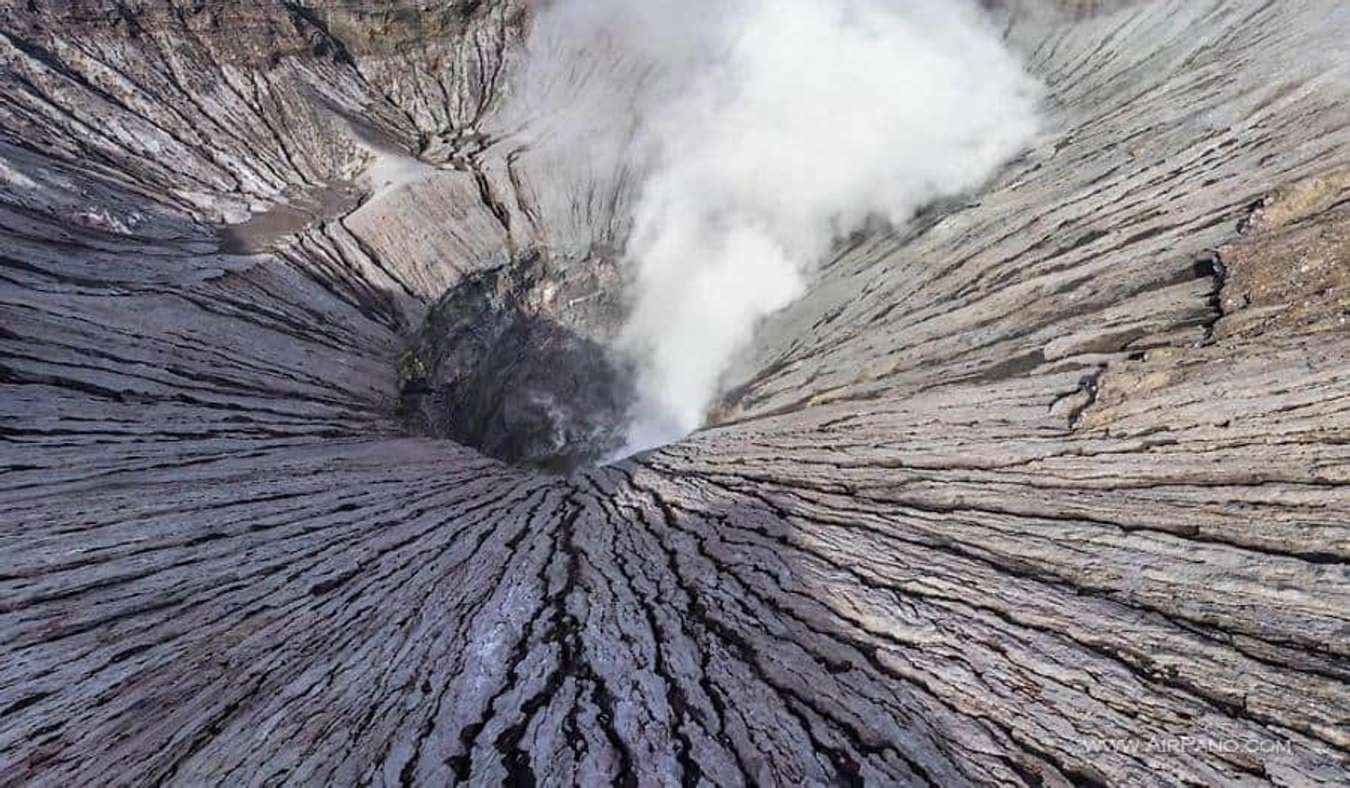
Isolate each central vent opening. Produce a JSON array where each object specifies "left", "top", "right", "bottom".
[{"left": 397, "top": 250, "right": 635, "bottom": 474}]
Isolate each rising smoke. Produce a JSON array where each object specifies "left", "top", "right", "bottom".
[{"left": 512, "top": 0, "right": 1042, "bottom": 455}]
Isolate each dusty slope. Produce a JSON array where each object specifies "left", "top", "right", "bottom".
[{"left": 1, "top": 0, "right": 1348, "bottom": 785}]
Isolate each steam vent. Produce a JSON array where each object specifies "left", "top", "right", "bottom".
[{"left": 2, "top": 0, "right": 1349, "bottom": 785}]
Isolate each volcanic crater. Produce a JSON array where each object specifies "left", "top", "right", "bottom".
[{"left": 1, "top": 0, "right": 1348, "bottom": 785}]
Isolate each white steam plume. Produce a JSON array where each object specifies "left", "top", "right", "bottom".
[{"left": 512, "top": 0, "right": 1042, "bottom": 454}]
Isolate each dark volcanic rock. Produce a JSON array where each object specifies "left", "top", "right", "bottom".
[{"left": 400, "top": 250, "right": 634, "bottom": 472}]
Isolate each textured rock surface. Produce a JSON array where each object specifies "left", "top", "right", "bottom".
[{"left": 1, "top": 0, "right": 1348, "bottom": 786}]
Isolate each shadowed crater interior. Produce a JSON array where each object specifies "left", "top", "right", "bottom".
[{"left": 398, "top": 249, "right": 635, "bottom": 473}]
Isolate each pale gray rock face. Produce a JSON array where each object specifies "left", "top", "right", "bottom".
[{"left": 1, "top": 1, "right": 1348, "bottom": 786}]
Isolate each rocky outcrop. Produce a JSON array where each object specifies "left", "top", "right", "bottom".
[{"left": 1, "top": 0, "right": 1346, "bottom": 786}]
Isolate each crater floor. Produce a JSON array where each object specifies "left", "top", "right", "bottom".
[
  {"left": 1, "top": 0, "right": 1348, "bottom": 785},
  {"left": 399, "top": 249, "right": 633, "bottom": 473}
]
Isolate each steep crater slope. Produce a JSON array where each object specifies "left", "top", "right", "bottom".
[{"left": 1, "top": 1, "right": 1348, "bottom": 786}]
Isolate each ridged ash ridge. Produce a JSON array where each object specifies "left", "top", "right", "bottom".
[{"left": 1, "top": 1, "right": 1347, "bottom": 785}]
